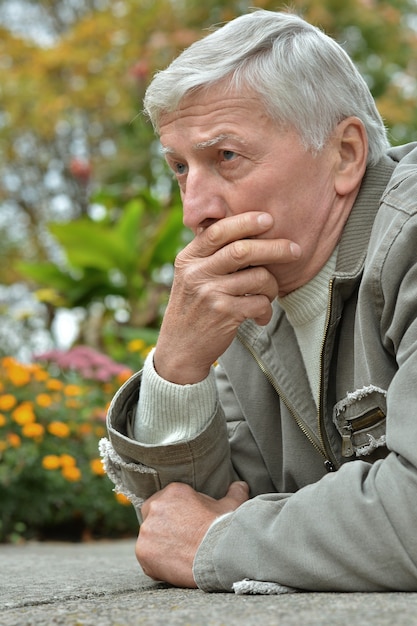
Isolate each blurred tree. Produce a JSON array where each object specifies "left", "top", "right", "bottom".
[
  {"left": 0, "top": 0, "right": 189, "bottom": 355},
  {"left": 0, "top": 0, "right": 416, "bottom": 358}
]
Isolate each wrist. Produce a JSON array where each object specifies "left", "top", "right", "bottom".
[{"left": 153, "top": 347, "right": 211, "bottom": 385}]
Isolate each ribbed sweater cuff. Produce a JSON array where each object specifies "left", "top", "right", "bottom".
[{"left": 133, "top": 348, "right": 217, "bottom": 445}]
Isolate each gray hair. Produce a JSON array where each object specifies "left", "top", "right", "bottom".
[{"left": 144, "top": 10, "right": 389, "bottom": 166}]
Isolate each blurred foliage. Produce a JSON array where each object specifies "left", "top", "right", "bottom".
[
  {"left": 0, "top": 345, "right": 158, "bottom": 542},
  {"left": 16, "top": 188, "right": 185, "bottom": 356},
  {"left": 0, "top": 0, "right": 416, "bottom": 361}
]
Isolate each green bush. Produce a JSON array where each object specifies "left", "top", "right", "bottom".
[{"left": 0, "top": 344, "right": 151, "bottom": 543}]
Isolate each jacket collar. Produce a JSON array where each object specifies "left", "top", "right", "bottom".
[{"left": 336, "top": 153, "right": 397, "bottom": 280}]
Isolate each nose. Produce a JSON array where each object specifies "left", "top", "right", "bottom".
[{"left": 181, "top": 167, "right": 227, "bottom": 233}]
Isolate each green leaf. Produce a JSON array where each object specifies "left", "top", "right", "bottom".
[
  {"left": 148, "top": 204, "right": 185, "bottom": 268},
  {"left": 116, "top": 199, "right": 145, "bottom": 252},
  {"left": 49, "top": 220, "right": 133, "bottom": 274},
  {"left": 17, "top": 261, "right": 79, "bottom": 293}
]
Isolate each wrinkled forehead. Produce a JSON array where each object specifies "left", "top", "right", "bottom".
[{"left": 156, "top": 77, "right": 267, "bottom": 133}]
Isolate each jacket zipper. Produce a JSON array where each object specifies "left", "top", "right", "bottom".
[
  {"left": 316, "top": 278, "right": 339, "bottom": 471},
  {"left": 236, "top": 332, "right": 337, "bottom": 472}
]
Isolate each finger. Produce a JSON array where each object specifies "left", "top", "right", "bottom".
[
  {"left": 223, "top": 481, "right": 250, "bottom": 507},
  {"left": 216, "top": 237, "right": 301, "bottom": 274},
  {"left": 217, "top": 266, "right": 279, "bottom": 302},
  {"left": 191, "top": 212, "right": 275, "bottom": 258},
  {"left": 209, "top": 293, "right": 273, "bottom": 328},
  {"left": 140, "top": 487, "right": 165, "bottom": 521},
  {"left": 178, "top": 237, "right": 299, "bottom": 289}
]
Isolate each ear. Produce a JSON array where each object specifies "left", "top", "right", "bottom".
[{"left": 334, "top": 117, "right": 368, "bottom": 196}]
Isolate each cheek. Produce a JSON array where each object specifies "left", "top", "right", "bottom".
[{"left": 227, "top": 189, "right": 260, "bottom": 216}]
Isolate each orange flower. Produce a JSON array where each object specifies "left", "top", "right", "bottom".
[
  {"left": 1, "top": 356, "right": 16, "bottom": 369},
  {"left": 65, "top": 399, "right": 81, "bottom": 409},
  {"left": 115, "top": 492, "right": 131, "bottom": 506},
  {"left": 6, "top": 360, "right": 31, "bottom": 387},
  {"left": 64, "top": 384, "right": 82, "bottom": 397},
  {"left": 116, "top": 369, "right": 133, "bottom": 385},
  {"left": 7, "top": 432, "right": 21, "bottom": 448},
  {"left": 42, "top": 454, "right": 61, "bottom": 470},
  {"left": 36, "top": 393, "right": 53, "bottom": 408},
  {"left": 47, "top": 421, "right": 70, "bottom": 438},
  {"left": 59, "top": 454, "right": 76, "bottom": 468},
  {"left": 94, "top": 426, "right": 106, "bottom": 438},
  {"left": 46, "top": 378, "right": 64, "bottom": 391},
  {"left": 32, "top": 367, "right": 49, "bottom": 382},
  {"left": 127, "top": 338, "right": 146, "bottom": 352},
  {"left": 78, "top": 423, "right": 92, "bottom": 436},
  {"left": 12, "top": 402, "right": 36, "bottom": 425},
  {"left": 90, "top": 458, "right": 105, "bottom": 476},
  {"left": 22, "top": 422, "right": 44, "bottom": 439},
  {"left": 0, "top": 394, "right": 17, "bottom": 411},
  {"left": 0, "top": 413, "right": 6, "bottom": 427},
  {"left": 61, "top": 465, "right": 81, "bottom": 482}
]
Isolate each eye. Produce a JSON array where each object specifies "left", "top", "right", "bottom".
[
  {"left": 173, "top": 162, "right": 188, "bottom": 176},
  {"left": 222, "top": 150, "right": 237, "bottom": 161}
]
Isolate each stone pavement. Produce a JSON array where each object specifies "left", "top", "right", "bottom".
[{"left": 1, "top": 539, "right": 417, "bottom": 626}]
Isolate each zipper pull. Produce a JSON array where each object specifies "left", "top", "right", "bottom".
[
  {"left": 324, "top": 460, "right": 336, "bottom": 472},
  {"left": 341, "top": 430, "right": 354, "bottom": 458}
]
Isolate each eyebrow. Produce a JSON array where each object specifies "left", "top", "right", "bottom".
[
  {"left": 194, "top": 134, "right": 242, "bottom": 150},
  {"left": 161, "top": 133, "right": 245, "bottom": 155}
]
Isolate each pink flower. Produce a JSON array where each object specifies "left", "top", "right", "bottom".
[{"left": 35, "top": 346, "right": 129, "bottom": 382}]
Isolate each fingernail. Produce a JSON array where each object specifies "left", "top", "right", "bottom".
[
  {"left": 290, "top": 243, "right": 301, "bottom": 258},
  {"left": 257, "top": 213, "right": 273, "bottom": 227}
]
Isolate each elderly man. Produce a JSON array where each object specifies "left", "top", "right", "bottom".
[{"left": 101, "top": 9, "right": 417, "bottom": 592}]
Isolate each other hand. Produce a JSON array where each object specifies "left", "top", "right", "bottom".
[{"left": 136, "top": 481, "right": 250, "bottom": 587}]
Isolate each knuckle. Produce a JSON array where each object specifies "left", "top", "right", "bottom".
[
  {"left": 229, "top": 239, "right": 250, "bottom": 263},
  {"left": 204, "top": 223, "right": 222, "bottom": 247},
  {"left": 174, "top": 251, "right": 188, "bottom": 272},
  {"left": 165, "top": 481, "right": 192, "bottom": 497},
  {"left": 198, "top": 280, "right": 215, "bottom": 301},
  {"left": 209, "top": 297, "right": 230, "bottom": 317}
]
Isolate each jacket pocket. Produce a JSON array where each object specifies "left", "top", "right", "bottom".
[{"left": 333, "top": 385, "right": 387, "bottom": 459}]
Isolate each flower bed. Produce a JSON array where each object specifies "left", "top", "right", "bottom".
[{"left": 0, "top": 347, "right": 143, "bottom": 543}]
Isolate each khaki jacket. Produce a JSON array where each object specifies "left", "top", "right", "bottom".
[{"left": 103, "top": 143, "right": 417, "bottom": 591}]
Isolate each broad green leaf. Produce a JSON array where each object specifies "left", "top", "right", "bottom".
[
  {"left": 116, "top": 199, "right": 145, "bottom": 252},
  {"left": 49, "top": 220, "right": 134, "bottom": 274}
]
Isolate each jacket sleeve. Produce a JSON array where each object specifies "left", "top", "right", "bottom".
[
  {"left": 100, "top": 369, "right": 239, "bottom": 521},
  {"left": 101, "top": 358, "right": 280, "bottom": 521},
  {"left": 194, "top": 453, "right": 417, "bottom": 591}
]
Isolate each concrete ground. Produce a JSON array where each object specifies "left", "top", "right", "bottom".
[{"left": 1, "top": 539, "right": 417, "bottom": 626}]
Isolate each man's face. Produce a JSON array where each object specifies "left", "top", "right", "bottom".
[{"left": 159, "top": 82, "right": 343, "bottom": 290}]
